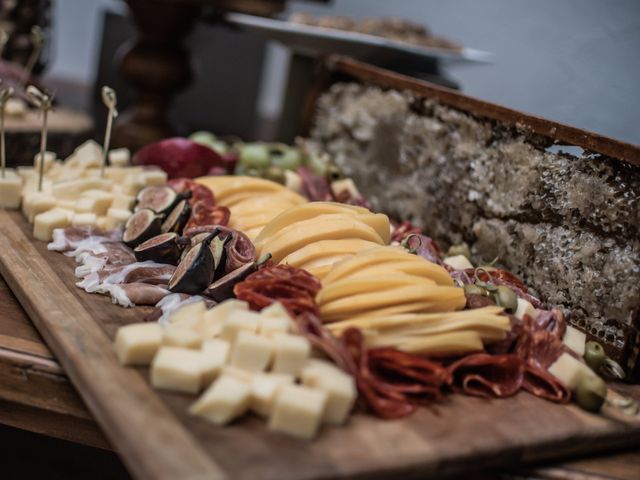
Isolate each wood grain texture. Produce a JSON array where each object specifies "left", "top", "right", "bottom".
[{"left": 0, "top": 209, "right": 640, "bottom": 480}]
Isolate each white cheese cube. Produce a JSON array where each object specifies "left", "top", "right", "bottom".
[
  {"left": 71, "top": 213, "right": 98, "bottom": 227},
  {"left": 222, "top": 365, "right": 255, "bottom": 383},
  {"left": 82, "top": 189, "right": 114, "bottom": 215},
  {"left": 5, "top": 97, "right": 26, "bottom": 116},
  {"left": 302, "top": 364, "right": 356, "bottom": 425},
  {"left": 189, "top": 375, "right": 251, "bottom": 425},
  {"left": 114, "top": 322, "right": 163, "bottom": 366},
  {"left": 202, "top": 300, "right": 249, "bottom": 339},
  {"left": 122, "top": 173, "right": 146, "bottom": 196},
  {"left": 56, "top": 199, "right": 76, "bottom": 210},
  {"left": 168, "top": 300, "right": 207, "bottom": 331},
  {"left": 330, "top": 178, "right": 360, "bottom": 199},
  {"left": 259, "top": 316, "right": 291, "bottom": 338},
  {"left": 250, "top": 373, "right": 295, "bottom": 417},
  {"left": 220, "top": 309, "right": 260, "bottom": 343},
  {"left": 75, "top": 197, "right": 99, "bottom": 214},
  {"left": 16, "top": 166, "right": 35, "bottom": 181},
  {"left": 563, "top": 325, "right": 587, "bottom": 357},
  {"left": 65, "top": 140, "right": 103, "bottom": 168},
  {"left": 142, "top": 169, "right": 168, "bottom": 186},
  {"left": 268, "top": 385, "right": 328, "bottom": 439},
  {"left": 22, "top": 191, "right": 56, "bottom": 222},
  {"left": 84, "top": 177, "right": 113, "bottom": 191},
  {"left": 0, "top": 173, "right": 23, "bottom": 208},
  {"left": 33, "top": 209, "right": 69, "bottom": 241},
  {"left": 271, "top": 333, "right": 311, "bottom": 376},
  {"left": 443, "top": 254, "right": 473, "bottom": 271},
  {"left": 300, "top": 358, "right": 341, "bottom": 385},
  {"left": 548, "top": 352, "right": 594, "bottom": 390},
  {"left": 284, "top": 170, "right": 303, "bottom": 193},
  {"left": 229, "top": 331, "right": 273, "bottom": 372},
  {"left": 201, "top": 339, "right": 231, "bottom": 385},
  {"left": 515, "top": 298, "right": 538, "bottom": 321},
  {"left": 34, "top": 151, "right": 56, "bottom": 173},
  {"left": 108, "top": 148, "right": 131, "bottom": 167},
  {"left": 51, "top": 179, "right": 85, "bottom": 199},
  {"left": 111, "top": 193, "right": 135, "bottom": 211},
  {"left": 105, "top": 208, "right": 132, "bottom": 230},
  {"left": 151, "top": 346, "right": 203, "bottom": 394},
  {"left": 49, "top": 207, "right": 75, "bottom": 222},
  {"left": 260, "top": 302, "right": 292, "bottom": 320},
  {"left": 96, "top": 216, "right": 109, "bottom": 231},
  {"left": 163, "top": 323, "right": 202, "bottom": 349}
]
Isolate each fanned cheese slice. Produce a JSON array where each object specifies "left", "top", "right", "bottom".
[
  {"left": 317, "top": 274, "right": 429, "bottom": 305},
  {"left": 371, "top": 330, "right": 484, "bottom": 356},
  {"left": 281, "top": 239, "right": 380, "bottom": 268}
]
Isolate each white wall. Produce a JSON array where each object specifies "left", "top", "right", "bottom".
[{"left": 47, "top": 0, "right": 640, "bottom": 144}]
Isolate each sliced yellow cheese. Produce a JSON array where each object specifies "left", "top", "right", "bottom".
[
  {"left": 354, "top": 213, "right": 390, "bottom": 244},
  {"left": 304, "top": 264, "right": 334, "bottom": 280},
  {"left": 259, "top": 214, "right": 385, "bottom": 263},
  {"left": 317, "top": 274, "right": 428, "bottom": 305},
  {"left": 370, "top": 330, "right": 484, "bottom": 356},
  {"left": 221, "top": 188, "right": 306, "bottom": 208},
  {"left": 280, "top": 239, "right": 380, "bottom": 268},
  {"left": 196, "top": 175, "right": 286, "bottom": 199}
]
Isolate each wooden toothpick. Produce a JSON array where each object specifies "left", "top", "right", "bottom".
[
  {"left": 100, "top": 86, "right": 118, "bottom": 178},
  {"left": 22, "top": 26, "right": 44, "bottom": 87},
  {"left": 0, "top": 83, "right": 13, "bottom": 179},
  {"left": 25, "top": 85, "right": 53, "bottom": 192}
]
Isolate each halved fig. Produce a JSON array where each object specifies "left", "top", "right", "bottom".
[
  {"left": 134, "top": 232, "right": 182, "bottom": 265},
  {"left": 123, "top": 208, "right": 162, "bottom": 247},
  {"left": 136, "top": 186, "right": 178, "bottom": 214},
  {"left": 210, "top": 235, "right": 229, "bottom": 278},
  {"left": 204, "top": 253, "right": 270, "bottom": 302},
  {"left": 161, "top": 199, "right": 191, "bottom": 234},
  {"left": 168, "top": 234, "right": 215, "bottom": 294}
]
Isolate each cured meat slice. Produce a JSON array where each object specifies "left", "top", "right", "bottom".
[
  {"left": 48, "top": 226, "right": 121, "bottom": 252},
  {"left": 447, "top": 353, "right": 524, "bottom": 398},
  {"left": 109, "top": 283, "right": 171, "bottom": 307},
  {"left": 77, "top": 261, "right": 175, "bottom": 293},
  {"left": 523, "top": 364, "right": 571, "bottom": 404}
]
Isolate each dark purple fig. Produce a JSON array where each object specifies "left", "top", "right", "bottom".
[
  {"left": 210, "top": 235, "right": 229, "bottom": 278},
  {"left": 123, "top": 208, "right": 162, "bottom": 247},
  {"left": 168, "top": 234, "right": 215, "bottom": 294},
  {"left": 161, "top": 199, "right": 191, "bottom": 234},
  {"left": 136, "top": 185, "right": 178, "bottom": 214},
  {"left": 134, "top": 232, "right": 182, "bottom": 265},
  {"left": 204, "top": 262, "right": 257, "bottom": 302}
]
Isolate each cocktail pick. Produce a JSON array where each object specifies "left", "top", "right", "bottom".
[
  {"left": 100, "top": 86, "right": 118, "bottom": 178},
  {"left": 0, "top": 30, "right": 9, "bottom": 59},
  {"left": 22, "top": 26, "right": 44, "bottom": 87},
  {"left": 25, "top": 85, "right": 53, "bottom": 192},
  {"left": 0, "top": 82, "right": 13, "bottom": 179}
]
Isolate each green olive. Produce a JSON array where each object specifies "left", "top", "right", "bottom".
[
  {"left": 447, "top": 242, "right": 471, "bottom": 260},
  {"left": 464, "top": 284, "right": 487, "bottom": 297},
  {"left": 494, "top": 285, "right": 518, "bottom": 313},
  {"left": 239, "top": 143, "right": 270, "bottom": 170},
  {"left": 264, "top": 166, "right": 286, "bottom": 184},
  {"left": 306, "top": 153, "right": 328, "bottom": 176},
  {"left": 584, "top": 341, "right": 606, "bottom": 371},
  {"left": 326, "top": 163, "right": 344, "bottom": 181},
  {"left": 245, "top": 167, "right": 262, "bottom": 178},
  {"left": 574, "top": 373, "right": 607, "bottom": 412}
]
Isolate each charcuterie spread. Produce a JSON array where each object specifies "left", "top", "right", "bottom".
[{"left": 2, "top": 131, "right": 634, "bottom": 443}]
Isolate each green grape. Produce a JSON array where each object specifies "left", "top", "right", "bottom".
[
  {"left": 270, "top": 145, "right": 302, "bottom": 171},
  {"left": 239, "top": 143, "right": 270, "bottom": 169},
  {"left": 306, "top": 152, "right": 328, "bottom": 176}
]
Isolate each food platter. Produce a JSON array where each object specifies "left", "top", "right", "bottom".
[
  {"left": 226, "top": 13, "right": 492, "bottom": 66},
  {"left": 1, "top": 57, "right": 639, "bottom": 480}
]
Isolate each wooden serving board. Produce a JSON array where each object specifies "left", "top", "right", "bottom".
[{"left": 1, "top": 209, "right": 640, "bottom": 480}]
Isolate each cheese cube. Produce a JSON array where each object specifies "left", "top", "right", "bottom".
[
  {"left": 33, "top": 209, "right": 69, "bottom": 241},
  {"left": 168, "top": 300, "right": 207, "bottom": 331},
  {"left": 259, "top": 316, "right": 291, "bottom": 338},
  {"left": 65, "top": 140, "right": 103, "bottom": 168},
  {"left": 300, "top": 358, "right": 340, "bottom": 385},
  {"left": 201, "top": 339, "right": 231, "bottom": 385},
  {"left": 5, "top": 97, "right": 26, "bottom": 116},
  {"left": 82, "top": 190, "right": 114, "bottom": 215},
  {"left": 111, "top": 193, "right": 135, "bottom": 211},
  {"left": 0, "top": 173, "right": 23, "bottom": 208},
  {"left": 105, "top": 208, "right": 132, "bottom": 230},
  {"left": 49, "top": 207, "right": 75, "bottom": 222},
  {"left": 75, "top": 197, "right": 99, "bottom": 214},
  {"left": 114, "top": 322, "right": 163, "bottom": 366},
  {"left": 71, "top": 213, "right": 98, "bottom": 227},
  {"left": 163, "top": 323, "right": 202, "bottom": 349},
  {"left": 122, "top": 174, "right": 146, "bottom": 196},
  {"left": 23, "top": 191, "right": 56, "bottom": 222},
  {"left": 443, "top": 254, "right": 473, "bottom": 271},
  {"left": 230, "top": 331, "right": 273, "bottom": 372},
  {"left": 222, "top": 365, "right": 255, "bottom": 383},
  {"left": 302, "top": 362, "right": 356, "bottom": 425},
  {"left": 96, "top": 216, "right": 109, "bottom": 231},
  {"left": 250, "top": 373, "right": 295, "bottom": 417},
  {"left": 268, "top": 385, "right": 328, "bottom": 439},
  {"left": 563, "top": 325, "right": 587, "bottom": 357},
  {"left": 548, "top": 352, "right": 594, "bottom": 390},
  {"left": 83, "top": 177, "right": 113, "bottom": 191},
  {"left": 108, "top": 148, "right": 131, "bottom": 167},
  {"left": 515, "top": 298, "right": 538, "bottom": 321},
  {"left": 202, "top": 300, "right": 249, "bottom": 339},
  {"left": 284, "top": 170, "right": 303, "bottom": 193},
  {"left": 56, "top": 199, "right": 76, "bottom": 210},
  {"left": 142, "top": 169, "right": 168, "bottom": 186},
  {"left": 34, "top": 151, "right": 56, "bottom": 173},
  {"left": 189, "top": 375, "right": 251, "bottom": 425},
  {"left": 51, "top": 179, "right": 85, "bottom": 199},
  {"left": 16, "top": 166, "right": 35, "bottom": 181},
  {"left": 220, "top": 309, "right": 260, "bottom": 342},
  {"left": 151, "top": 346, "right": 203, "bottom": 394},
  {"left": 271, "top": 333, "right": 311, "bottom": 376},
  {"left": 261, "top": 302, "right": 292, "bottom": 320},
  {"left": 330, "top": 178, "right": 360, "bottom": 199}
]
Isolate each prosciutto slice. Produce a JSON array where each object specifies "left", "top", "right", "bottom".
[
  {"left": 110, "top": 283, "right": 171, "bottom": 308},
  {"left": 48, "top": 226, "right": 122, "bottom": 253},
  {"left": 76, "top": 261, "right": 175, "bottom": 293}
]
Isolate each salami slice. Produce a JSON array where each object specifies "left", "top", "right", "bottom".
[{"left": 447, "top": 353, "right": 524, "bottom": 398}]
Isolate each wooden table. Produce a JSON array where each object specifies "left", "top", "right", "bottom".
[{"left": 0, "top": 273, "right": 639, "bottom": 479}]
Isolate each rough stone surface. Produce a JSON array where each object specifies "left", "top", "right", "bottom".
[{"left": 309, "top": 82, "right": 640, "bottom": 339}]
